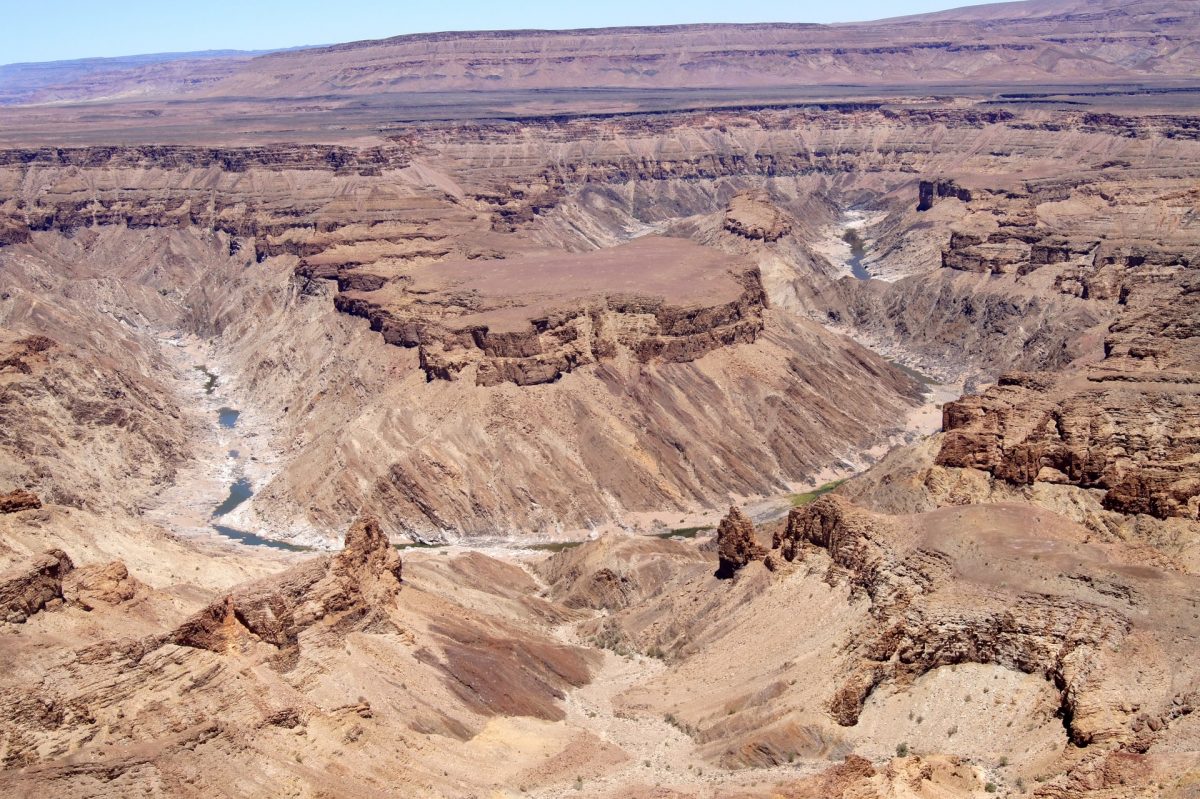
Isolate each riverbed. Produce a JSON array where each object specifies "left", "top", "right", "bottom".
[
  {"left": 145, "top": 319, "right": 961, "bottom": 557},
  {"left": 812, "top": 209, "right": 889, "bottom": 281},
  {"left": 143, "top": 334, "right": 308, "bottom": 554}
]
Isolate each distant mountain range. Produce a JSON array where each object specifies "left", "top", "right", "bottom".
[{"left": 1, "top": 0, "right": 1197, "bottom": 107}]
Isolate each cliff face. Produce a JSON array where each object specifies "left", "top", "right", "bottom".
[
  {"left": 936, "top": 277, "right": 1200, "bottom": 521},
  {"left": 770, "top": 495, "right": 1197, "bottom": 759},
  {"left": 4, "top": 97, "right": 1199, "bottom": 537},
  {"left": 328, "top": 238, "right": 767, "bottom": 387},
  {"left": 0, "top": 330, "right": 194, "bottom": 517},
  {"left": 1, "top": 5, "right": 1200, "bottom": 796}
]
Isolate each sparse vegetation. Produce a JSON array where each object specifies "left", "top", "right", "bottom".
[
  {"left": 663, "top": 713, "right": 696, "bottom": 737},
  {"left": 655, "top": 525, "right": 713, "bottom": 539},
  {"left": 896, "top": 742, "right": 909, "bottom": 757},
  {"left": 591, "top": 619, "right": 629, "bottom": 655},
  {"left": 528, "top": 540, "right": 586, "bottom": 552},
  {"left": 789, "top": 479, "right": 848, "bottom": 507},
  {"left": 192, "top": 364, "right": 218, "bottom": 394}
]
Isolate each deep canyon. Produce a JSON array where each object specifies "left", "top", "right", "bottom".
[{"left": 1, "top": 0, "right": 1199, "bottom": 797}]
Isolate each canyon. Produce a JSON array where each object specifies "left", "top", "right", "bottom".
[{"left": 0, "top": 0, "right": 1199, "bottom": 796}]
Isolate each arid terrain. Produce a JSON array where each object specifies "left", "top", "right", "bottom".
[{"left": 1, "top": 0, "right": 1199, "bottom": 796}]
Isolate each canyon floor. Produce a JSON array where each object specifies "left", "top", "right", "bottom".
[{"left": 2, "top": 1, "right": 1200, "bottom": 796}]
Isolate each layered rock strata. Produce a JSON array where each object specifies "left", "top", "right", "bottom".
[
  {"left": 0, "top": 489, "right": 40, "bottom": 513},
  {"left": 165, "top": 515, "right": 402, "bottom": 663},
  {"left": 715, "top": 506, "right": 765, "bottom": 579},
  {"left": 774, "top": 496, "right": 1195, "bottom": 754},
  {"left": 329, "top": 236, "right": 766, "bottom": 386},
  {"left": 936, "top": 277, "right": 1200, "bottom": 521}
]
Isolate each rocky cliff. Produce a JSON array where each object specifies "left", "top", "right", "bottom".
[{"left": 772, "top": 496, "right": 1199, "bottom": 763}]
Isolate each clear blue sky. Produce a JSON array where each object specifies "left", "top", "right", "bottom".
[{"left": 1, "top": 0, "right": 999, "bottom": 65}]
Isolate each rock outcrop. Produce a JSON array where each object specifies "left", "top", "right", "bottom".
[
  {"left": 723, "top": 192, "right": 792, "bottom": 242},
  {"left": 62, "top": 561, "right": 141, "bottom": 611},
  {"left": 715, "top": 506, "right": 764, "bottom": 579},
  {"left": 937, "top": 374, "right": 1200, "bottom": 520},
  {"left": 166, "top": 515, "right": 401, "bottom": 663},
  {"left": 0, "top": 489, "right": 41, "bottom": 513},
  {"left": 328, "top": 236, "right": 768, "bottom": 387},
  {"left": 0, "top": 550, "right": 71, "bottom": 623},
  {"left": 917, "top": 179, "right": 972, "bottom": 212},
  {"left": 770, "top": 496, "right": 1196, "bottom": 753},
  {"left": 935, "top": 271, "right": 1200, "bottom": 521}
]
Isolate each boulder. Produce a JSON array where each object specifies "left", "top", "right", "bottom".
[{"left": 63, "top": 561, "right": 140, "bottom": 610}]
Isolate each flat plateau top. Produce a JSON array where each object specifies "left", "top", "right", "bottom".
[{"left": 356, "top": 236, "right": 752, "bottom": 333}]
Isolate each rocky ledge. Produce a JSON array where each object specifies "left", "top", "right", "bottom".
[
  {"left": 757, "top": 495, "right": 1197, "bottom": 754},
  {"left": 932, "top": 268, "right": 1200, "bottom": 520},
  {"left": 329, "top": 236, "right": 767, "bottom": 386},
  {"left": 162, "top": 515, "right": 402, "bottom": 668},
  {"left": 0, "top": 549, "right": 141, "bottom": 623},
  {"left": 722, "top": 192, "right": 792, "bottom": 242},
  {"left": 0, "top": 488, "right": 41, "bottom": 513}
]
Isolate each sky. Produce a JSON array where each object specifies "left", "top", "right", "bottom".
[{"left": 0, "top": 0, "right": 1001, "bottom": 65}]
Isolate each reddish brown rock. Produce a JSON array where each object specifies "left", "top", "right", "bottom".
[
  {"left": 937, "top": 373, "right": 1200, "bottom": 520},
  {"left": 716, "top": 505, "right": 764, "bottom": 579},
  {"left": 917, "top": 178, "right": 972, "bottom": 212},
  {"left": 167, "top": 514, "right": 402, "bottom": 662},
  {"left": 723, "top": 192, "right": 792, "bottom": 242},
  {"left": 0, "top": 489, "right": 41, "bottom": 514},
  {"left": 333, "top": 236, "right": 767, "bottom": 387},
  {"left": 773, "top": 495, "right": 899, "bottom": 589},
  {"left": 62, "top": 561, "right": 141, "bottom": 611},
  {"left": 773, "top": 498, "right": 1145, "bottom": 746},
  {"left": 0, "top": 550, "right": 72, "bottom": 623}
]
